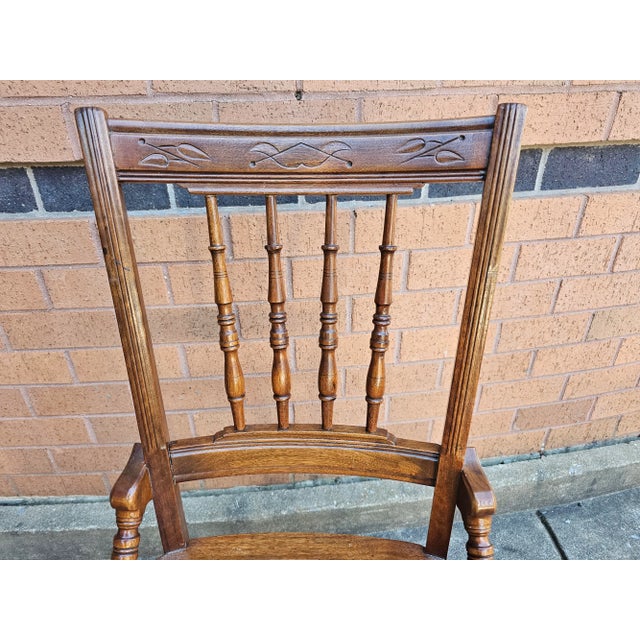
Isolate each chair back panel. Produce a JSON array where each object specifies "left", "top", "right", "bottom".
[
  {"left": 75, "top": 104, "right": 526, "bottom": 558},
  {"left": 108, "top": 118, "right": 495, "bottom": 194}
]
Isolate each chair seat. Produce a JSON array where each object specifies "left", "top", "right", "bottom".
[{"left": 160, "top": 532, "right": 438, "bottom": 560}]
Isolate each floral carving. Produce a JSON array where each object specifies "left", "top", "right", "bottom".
[
  {"left": 398, "top": 136, "right": 466, "bottom": 164},
  {"left": 249, "top": 141, "right": 352, "bottom": 169},
  {"left": 138, "top": 138, "right": 211, "bottom": 168}
]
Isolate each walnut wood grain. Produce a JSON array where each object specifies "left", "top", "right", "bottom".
[
  {"left": 168, "top": 423, "right": 439, "bottom": 485},
  {"left": 74, "top": 103, "right": 525, "bottom": 561},
  {"left": 366, "top": 194, "right": 398, "bottom": 433},
  {"left": 160, "top": 532, "right": 437, "bottom": 560},
  {"left": 206, "top": 195, "right": 246, "bottom": 431},
  {"left": 265, "top": 195, "right": 291, "bottom": 429},
  {"left": 426, "top": 103, "right": 526, "bottom": 559},
  {"left": 75, "top": 107, "right": 188, "bottom": 554},
  {"left": 318, "top": 195, "right": 339, "bottom": 430},
  {"left": 110, "top": 443, "right": 152, "bottom": 560}
]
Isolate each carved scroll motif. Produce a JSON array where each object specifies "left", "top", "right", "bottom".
[
  {"left": 398, "top": 136, "right": 466, "bottom": 164},
  {"left": 138, "top": 138, "right": 212, "bottom": 168},
  {"left": 250, "top": 141, "right": 352, "bottom": 169}
]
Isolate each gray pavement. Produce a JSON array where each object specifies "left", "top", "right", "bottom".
[{"left": 2, "top": 440, "right": 640, "bottom": 560}]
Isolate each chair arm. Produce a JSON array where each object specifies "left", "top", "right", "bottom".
[{"left": 456, "top": 447, "right": 496, "bottom": 520}]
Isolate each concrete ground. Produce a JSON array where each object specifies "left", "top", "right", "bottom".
[{"left": 2, "top": 439, "right": 640, "bottom": 560}]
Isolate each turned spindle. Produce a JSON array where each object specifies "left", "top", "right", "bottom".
[{"left": 206, "top": 195, "right": 246, "bottom": 431}]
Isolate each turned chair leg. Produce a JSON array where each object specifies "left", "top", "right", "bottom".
[
  {"left": 113, "top": 508, "right": 146, "bottom": 559},
  {"left": 463, "top": 514, "right": 494, "bottom": 560},
  {"left": 110, "top": 443, "right": 152, "bottom": 560},
  {"left": 457, "top": 448, "right": 497, "bottom": 560}
]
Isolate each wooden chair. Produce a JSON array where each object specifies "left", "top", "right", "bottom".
[{"left": 75, "top": 103, "right": 526, "bottom": 560}]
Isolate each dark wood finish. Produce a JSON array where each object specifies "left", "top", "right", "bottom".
[
  {"left": 75, "top": 103, "right": 526, "bottom": 560},
  {"left": 318, "top": 195, "right": 339, "bottom": 429},
  {"left": 109, "top": 444, "right": 152, "bottom": 559},
  {"left": 265, "top": 195, "right": 291, "bottom": 429},
  {"left": 426, "top": 103, "right": 526, "bottom": 558},
  {"left": 457, "top": 448, "right": 497, "bottom": 560},
  {"left": 75, "top": 107, "right": 188, "bottom": 554},
  {"left": 206, "top": 195, "right": 246, "bottom": 431},
  {"left": 160, "top": 532, "right": 438, "bottom": 560},
  {"left": 366, "top": 194, "right": 398, "bottom": 433},
  {"left": 168, "top": 424, "right": 439, "bottom": 485}
]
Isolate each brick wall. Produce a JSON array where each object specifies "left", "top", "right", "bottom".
[{"left": 1, "top": 80, "right": 640, "bottom": 497}]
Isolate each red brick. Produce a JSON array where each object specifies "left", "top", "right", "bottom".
[
  {"left": 592, "top": 388, "right": 640, "bottom": 419},
  {"left": 294, "top": 333, "right": 373, "bottom": 370},
  {"left": 218, "top": 98, "right": 358, "bottom": 124},
  {"left": 237, "top": 299, "right": 347, "bottom": 340},
  {"left": 42, "top": 265, "right": 169, "bottom": 308},
  {"left": 616, "top": 336, "right": 640, "bottom": 365},
  {"left": 546, "top": 418, "right": 618, "bottom": 450},
  {"left": 514, "top": 237, "right": 616, "bottom": 281},
  {"left": 52, "top": 445, "right": 132, "bottom": 473},
  {"left": 0, "top": 351, "right": 72, "bottom": 384},
  {"left": 0, "top": 476, "right": 18, "bottom": 496},
  {"left": 399, "top": 326, "right": 460, "bottom": 362},
  {"left": 345, "top": 362, "right": 440, "bottom": 397},
  {"left": 193, "top": 406, "right": 278, "bottom": 435},
  {"left": 564, "top": 363, "right": 640, "bottom": 399},
  {"left": 497, "top": 92, "right": 616, "bottom": 145},
  {"left": 90, "top": 415, "right": 138, "bottom": 444},
  {"left": 498, "top": 314, "right": 591, "bottom": 352},
  {"left": 0, "top": 271, "right": 47, "bottom": 310},
  {"left": 532, "top": 340, "right": 619, "bottom": 376},
  {"left": 477, "top": 351, "right": 533, "bottom": 384},
  {"left": 0, "top": 80, "right": 147, "bottom": 97},
  {"left": 186, "top": 341, "right": 271, "bottom": 376},
  {"left": 616, "top": 411, "right": 640, "bottom": 436},
  {"left": 304, "top": 80, "right": 440, "bottom": 92},
  {"left": 491, "top": 281, "right": 557, "bottom": 319},
  {"left": 388, "top": 391, "right": 449, "bottom": 422},
  {"left": 10, "top": 474, "right": 108, "bottom": 496},
  {"left": 588, "top": 306, "right": 640, "bottom": 340},
  {"left": 469, "top": 410, "right": 516, "bottom": 437},
  {"left": 168, "top": 261, "right": 268, "bottom": 304},
  {"left": 28, "top": 383, "right": 134, "bottom": 416},
  {"left": 555, "top": 272, "right": 640, "bottom": 313},
  {"left": 361, "top": 94, "right": 496, "bottom": 123},
  {"left": 389, "top": 422, "right": 431, "bottom": 442},
  {"left": 355, "top": 203, "right": 472, "bottom": 253},
  {"left": 147, "top": 306, "right": 219, "bottom": 343},
  {"left": 505, "top": 197, "right": 583, "bottom": 242},
  {"left": 152, "top": 80, "right": 295, "bottom": 93},
  {"left": 470, "top": 430, "right": 546, "bottom": 459},
  {"left": 609, "top": 92, "right": 640, "bottom": 140},
  {"left": 613, "top": 235, "right": 640, "bottom": 272},
  {"left": 69, "top": 345, "right": 183, "bottom": 381},
  {"left": 0, "top": 105, "right": 74, "bottom": 163},
  {"left": 229, "top": 210, "right": 350, "bottom": 260},
  {"left": 478, "top": 376, "right": 565, "bottom": 411},
  {"left": 293, "top": 398, "right": 368, "bottom": 426},
  {"left": 0, "top": 448, "right": 53, "bottom": 474},
  {"left": 407, "top": 248, "right": 472, "bottom": 290},
  {"left": 2, "top": 310, "right": 120, "bottom": 349},
  {"left": 514, "top": 399, "right": 594, "bottom": 431},
  {"left": 579, "top": 193, "right": 640, "bottom": 236},
  {"left": 130, "top": 216, "right": 210, "bottom": 262},
  {"left": 0, "top": 418, "right": 90, "bottom": 446},
  {"left": 291, "top": 254, "right": 403, "bottom": 298},
  {"left": 160, "top": 379, "right": 226, "bottom": 411},
  {"left": 0, "top": 219, "right": 100, "bottom": 267},
  {"left": 74, "top": 100, "right": 214, "bottom": 123},
  {"left": 0, "top": 389, "right": 31, "bottom": 417},
  {"left": 352, "top": 290, "right": 457, "bottom": 332}
]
